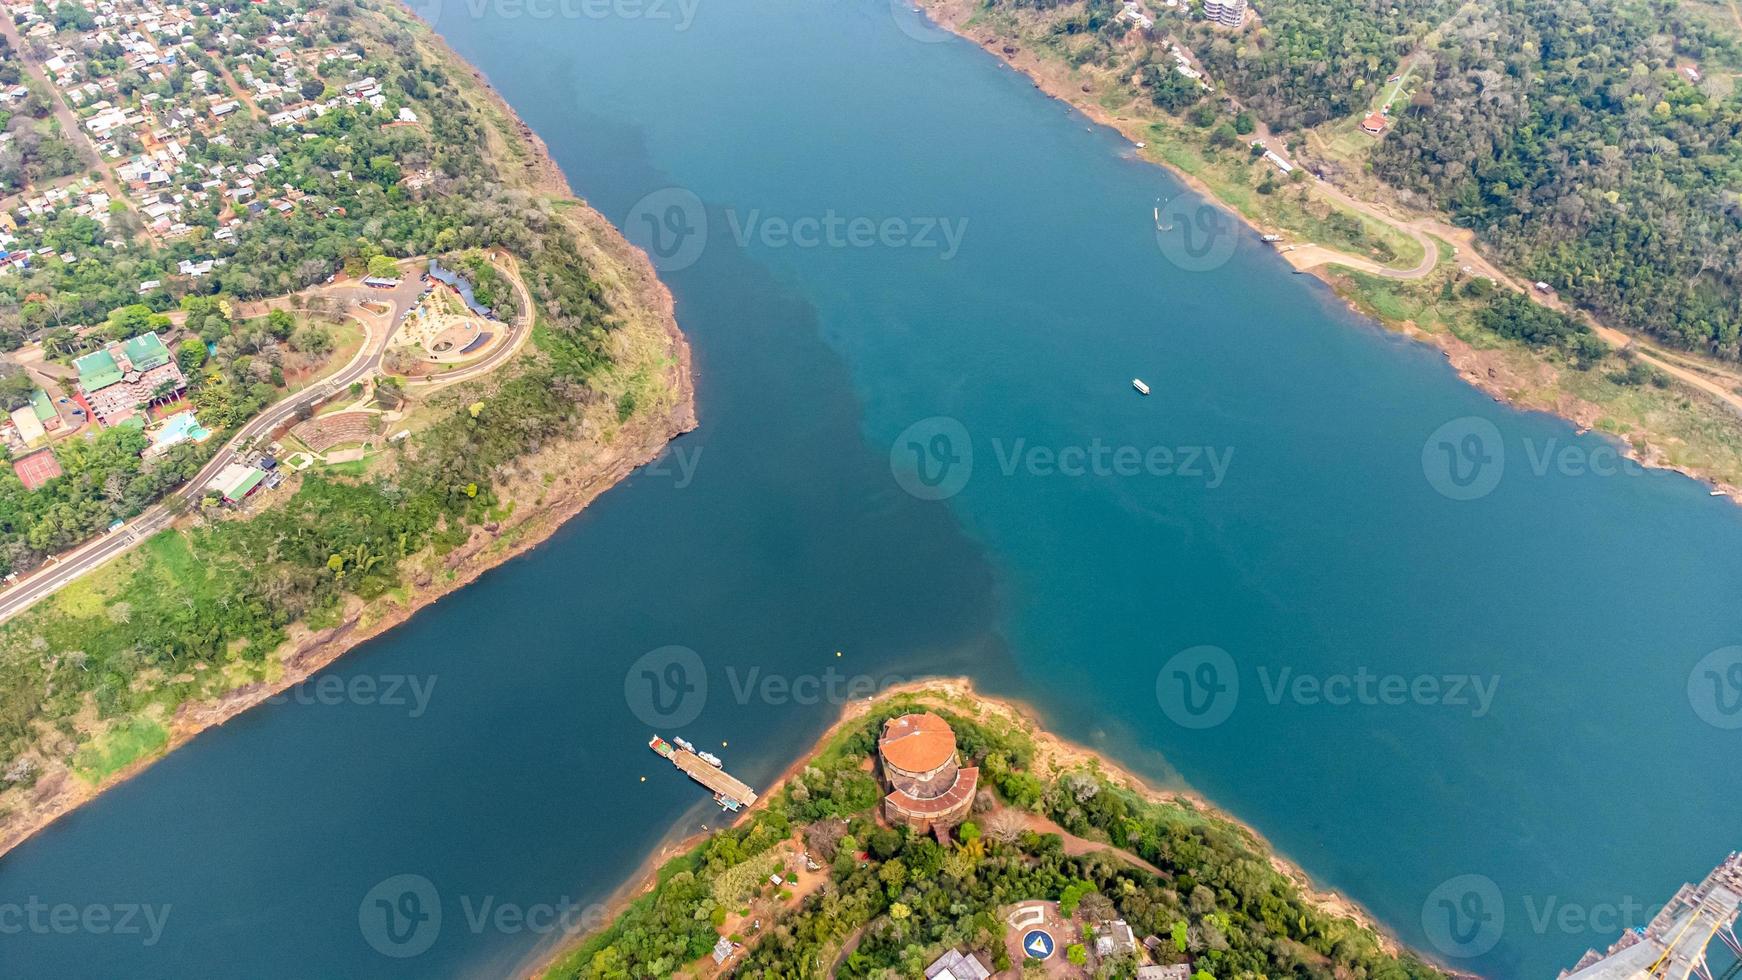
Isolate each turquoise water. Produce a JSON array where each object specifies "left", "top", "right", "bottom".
[
  {"left": 152, "top": 410, "right": 210, "bottom": 450},
  {"left": 1, "top": 2, "right": 1738, "bottom": 977}
]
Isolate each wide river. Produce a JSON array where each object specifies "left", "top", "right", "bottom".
[{"left": 3, "top": 1, "right": 1739, "bottom": 977}]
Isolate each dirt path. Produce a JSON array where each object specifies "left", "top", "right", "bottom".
[{"left": 1013, "top": 809, "right": 1167, "bottom": 876}]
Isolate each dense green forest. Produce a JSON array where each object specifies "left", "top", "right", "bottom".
[
  {"left": 549, "top": 701, "right": 1446, "bottom": 980},
  {"left": 1370, "top": 0, "right": 1742, "bottom": 358},
  {"left": 1182, "top": 0, "right": 1455, "bottom": 129}
]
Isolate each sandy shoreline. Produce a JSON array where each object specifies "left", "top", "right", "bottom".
[
  {"left": 529, "top": 678, "right": 1442, "bottom": 978},
  {"left": 0, "top": 17, "right": 698, "bottom": 862}
]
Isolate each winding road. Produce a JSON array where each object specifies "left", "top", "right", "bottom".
[{"left": 0, "top": 274, "right": 429, "bottom": 625}]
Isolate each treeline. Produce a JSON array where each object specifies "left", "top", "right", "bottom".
[{"left": 1370, "top": 0, "right": 1742, "bottom": 357}]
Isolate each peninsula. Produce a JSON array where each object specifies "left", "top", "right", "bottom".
[
  {"left": 0, "top": 0, "right": 694, "bottom": 859},
  {"left": 538, "top": 681, "right": 1448, "bottom": 980}
]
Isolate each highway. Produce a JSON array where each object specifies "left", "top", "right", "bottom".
[{"left": 0, "top": 274, "right": 428, "bottom": 624}]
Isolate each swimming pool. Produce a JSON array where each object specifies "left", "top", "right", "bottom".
[{"left": 151, "top": 410, "right": 212, "bottom": 450}]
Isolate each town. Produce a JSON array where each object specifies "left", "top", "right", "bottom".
[{"left": 0, "top": 0, "right": 530, "bottom": 607}]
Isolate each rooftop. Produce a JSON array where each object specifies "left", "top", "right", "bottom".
[
  {"left": 879, "top": 712, "right": 957, "bottom": 774},
  {"left": 121, "top": 331, "right": 172, "bottom": 372},
  {"left": 924, "top": 948, "right": 990, "bottom": 980},
  {"left": 75, "top": 348, "right": 123, "bottom": 392}
]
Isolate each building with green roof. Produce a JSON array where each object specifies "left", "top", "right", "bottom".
[
  {"left": 120, "top": 332, "right": 172, "bottom": 372},
  {"left": 28, "top": 388, "right": 55, "bottom": 425},
  {"left": 74, "top": 349, "right": 123, "bottom": 392}
]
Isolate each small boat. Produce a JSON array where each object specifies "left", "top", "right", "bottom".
[
  {"left": 1711, "top": 490, "right": 1727, "bottom": 497},
  {"left": 673, "top": 736, "right": 696, "bottom": 753},
  {"left": 649, "top": 735, "right": 674, "bottom": 758},
  {"left": 714, "top": 792, "right": 743, "bottom": 812},
  {"left": 698, "top": 751, "right": 724, "bottom": 768},
  {"left": 1261, "top": 233, "right": 1283, "bottom": 243},
  {"left": 1132, "top": 378, "right": 1151, "bottom": 396},
  {"left": 1134, "top": 141, "right": 1146, "bottom": 148}
]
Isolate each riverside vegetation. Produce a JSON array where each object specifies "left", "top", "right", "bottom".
[
  {"left": 934, "top": 0, "right": 1742, "bottom": 484},
  {"left": 0, "top": 0, "right": 687, "bottom": 837},
  {"left": 544, "top": 690, "right": 1446, "bottom": 980}
]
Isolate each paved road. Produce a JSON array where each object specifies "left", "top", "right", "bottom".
[
  {"left": 0, "top": 10, "right": 140, "bottom": 234},
  {"left": 0, "top": 275, "right": 426, "bottom": 624}
]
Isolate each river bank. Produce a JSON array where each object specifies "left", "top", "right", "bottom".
[
  {"left": 534, "top": 678, "right": 1435, "bottom": 978},
  {"left": 0, "top": 9, "right": 697, "bottom": 862},
  {"left": 914, "top": 0, "right": 1742, "bottom": 496}
]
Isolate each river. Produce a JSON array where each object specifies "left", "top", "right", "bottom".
[{"left": 1, "top": 0, "right": 1738, "bottom": 977}]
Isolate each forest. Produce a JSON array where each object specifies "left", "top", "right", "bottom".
[
  {"left": 1369, "top": 0, "right": 1742, "bottom": 358},
  {"left": 1182, "top": 0, "right": 1455, "bottom": 129}
]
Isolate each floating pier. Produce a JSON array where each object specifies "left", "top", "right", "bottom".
[{"left": 649, "top": 736, "right": 758, "bottom": 811}]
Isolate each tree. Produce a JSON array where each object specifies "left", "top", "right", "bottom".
[
  {"left": 366, "top": 254, "right": 401, "bottom": 279},
  {"left": 177, "top": 338, "right": 208, "bottom": 373}
]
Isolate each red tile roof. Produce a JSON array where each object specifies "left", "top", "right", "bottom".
[{"left": 879, "top": 713, "right": 957, "bottom": 773}]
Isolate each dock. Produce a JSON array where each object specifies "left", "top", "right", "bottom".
[{"left": 649, "top": 736, "right": 758, "bottom": 811}]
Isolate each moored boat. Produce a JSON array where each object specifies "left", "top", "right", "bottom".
[{"left": 1133, "top": 378, "right": 1151, "bottom": 396}]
